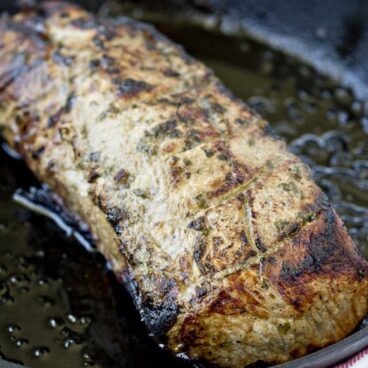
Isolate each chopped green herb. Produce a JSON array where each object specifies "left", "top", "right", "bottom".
[
  {"left": 195, "top": 194, "right": 207, "bottom": 209},
  {"left": 274, "top": 220, "right": 290, "bottom": 232},
  {"left": 248, "top": 138, "right": 255, "bottom": 146},
  {"left": 293, "top": 166, "right": 302, "bottom": 181},
  {"left": 265, "top": 160, "right": 275, "bottom": 170},
  {"left": 278, "top": 322, "right": 291, "bottom": 335},
  {"left": 97, "top": 111, "right": 108, "bottom": 121},
  {"left": 261, "top": 279, "right": 269, "bottom": 289},
  {"left": 279, "top": 181, "right": 298, "bottom": 193},
  {"left": 203, "top": 148, "right": 214, "bottom": 157},
  {"left": 133, "top": 188, "right": 149, "bottom": 199}
]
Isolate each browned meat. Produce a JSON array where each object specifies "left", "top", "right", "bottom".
[{"left": 0, "top": 3, "right": 367, "bottom": 367}]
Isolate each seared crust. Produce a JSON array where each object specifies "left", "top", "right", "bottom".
[{"left": 0, "top": 3, "right": 367, "bottom": 367}]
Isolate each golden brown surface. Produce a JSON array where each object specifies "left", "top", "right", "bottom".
[{"left": 1, "top": 2, "right": 368, "bottom": 367}]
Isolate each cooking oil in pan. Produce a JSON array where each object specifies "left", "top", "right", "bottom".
[
  {"left": 0, "top": 21, "right": 368, "bottom": 368},
  {"left": 0, "top": 153, "right": 188, "bottom": 368}
]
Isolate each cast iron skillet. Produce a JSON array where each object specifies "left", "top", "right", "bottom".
[
  {"left": 0, "top": 326, "right": 367, "bottom": 368},
  {"left": 1, "top": 1, "right": 368, "bottom": 367}
]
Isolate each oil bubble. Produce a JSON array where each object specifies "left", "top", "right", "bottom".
[
  {"left": 7, "top": 324, "right": 21, "bottom": 333},
  {"left": 66, "top": 314, "right": 77, "bottom": 324},
  {"left": 33, "top": 346, "right": 50, "bottom": 358},
  {"left": 80, "top": 316, "right": 92, "bottom": 325},
  {"left": 16, "top": 338, "right": 29, "bottom": 348},
  {"left": 48, "top": 317, "right": 64, "bottom": 329},
  {"left": 63, "top": 338, "right": 77, "bottom": 349},
  {"left": 36, "top": 295, "right": 55, "bottom": 306}
]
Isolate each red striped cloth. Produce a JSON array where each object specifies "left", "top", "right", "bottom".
[{"left": 334, "top": 348, "right": 368, "bottom": 367}]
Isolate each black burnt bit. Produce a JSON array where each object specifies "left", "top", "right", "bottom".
[
  {"left": 89, "top": 151, "right": 101, "bottom": 162},
  {"left": 255, "top": 237, "right": 267, "bottom": 252},
  {"left": 188, "top": 216, "right": 206, "bottom": 231},
  {"left": 141, "top": 297, "right": 179, "bottom": 340},
  {"left": 87, "top": 168, "right": 99, "bottom": 183},
  {"left": 52, "top": 50, "right": 73, "bottom": 66},
  {"left": 210, "top": 102, "right": 226, "bottom": 114},
  {"left": 277, "top": 222, "right": 301, "bottom": 242},
  {"left": 31, "top": 145, "right": 45, "bottom": 160},
  {"left": 106, "top": 206, "right": 128, "bottom": 226},
  {"left": 150, "top": 119, "right": 180, "bottom": 138},
  {"left": 195, "top": 286, "right": 207, "bottom": 298},
  {"left": 193, "top": 237, "right": 209, "bottom": 275},
  {"left": 34, "top": 87, "right": 75, "bottom": 134},
  {"left": 246, "top": 249, "right": 257, "bottom": 258},
  {"left": 92, "top": 35, "right": 105, "bottom": 49},
  {"left": 89, "top": 58, "right": 100, "bottom": 70},
  {"left": 113, "top": 77, "right": 153, "bottom": 98},
  {"left": 114, "top": 168, "right": 129, "bottom": 184},
  {"left": 47, "top": 109, "right": 63, "bottom": 128},
  {"left": 46, "top": 93, "right": 75, "bottom": 129},
  {"left": 101, "top": 54, "right": 116, "bottom": 69},
  {"left": 240, "top": 230, "right": 249, "bottom": 246},
  {"left": 118, "top": 240, "right": 131, "bottom": 262},
  {"left": 163, "top": 69, "right": 180, "bottom": 77},
  {"left": 65, "top": 92, "right": 76, "bottom": 113}
]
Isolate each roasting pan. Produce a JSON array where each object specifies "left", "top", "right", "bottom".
[{"left": 0, "top": 1, "right": 368, "bottom": 367}]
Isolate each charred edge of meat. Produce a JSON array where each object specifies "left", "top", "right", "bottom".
[
  {"left": 117, "top": 268, "right": 180, "bottom": 344},
  {"left": 147, "top": 119, "right": 182, "bottom": 139},
  {"left": 35, "top": 1, "right": 76, "bottom": 18},
  {"left": 193, "top": 236, "right": 208, "bottom": 274},
  {"left": 141, "top": 297, "right": 179, "bottom": 341},
  {"left": 283, "top": 206, "right": 352, "bottom": 280},
  {"left": 118, "top": 268, "right": 142, "bottom": 309},
  {"left": 3, "top": 14, "right": 44, "bottom": 38},
  {"left": 0, "top": 55, "right": 45, "bottom": 93},
  {"left": 277, "top": 191, "right": 330, "bottom": 241},
  {"left": 106, "top": 206, "right": 128, "bottom": 226},
  {"left": 114, "top": 168, "right": 129, "bottom": 183},
  {"left": 260, "top": 121, "right": 282, "bottom": 140},
  {"left": 269, "top": 205, "right": 368, "bottom": 310},
  {"left": 113, "top": 77, "right": 153, "bottom": 98},
  {"left": 14, "top": 186, "right": 93, "bottom": 243}
]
